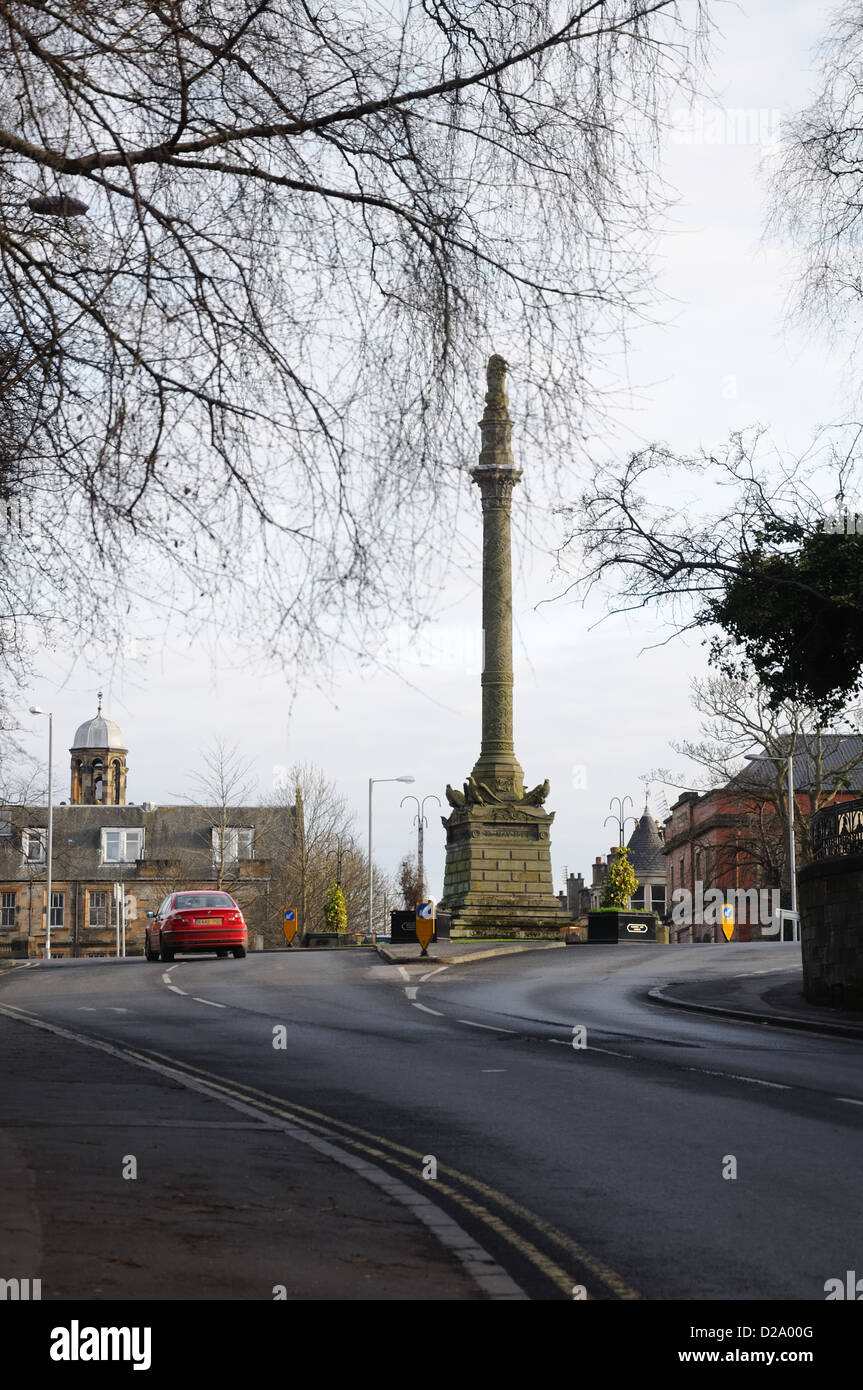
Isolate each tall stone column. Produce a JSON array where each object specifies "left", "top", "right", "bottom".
[
  {"left": 440, "top": 356, "right": 565, "bottom": 938},
  {"left": 470, "top": 356, "right": 524, "bottom": 800}
]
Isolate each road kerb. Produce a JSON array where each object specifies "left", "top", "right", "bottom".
[{"left": 647, "top": 984, "right": 863, "bottom": 1042}]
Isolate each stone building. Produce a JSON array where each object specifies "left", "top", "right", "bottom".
[
  {"left": 0, "top": 705, "right": 295, "bottom": 958},
  {"left": 589, "top": 805, "right": 667, "bottom": 915}
]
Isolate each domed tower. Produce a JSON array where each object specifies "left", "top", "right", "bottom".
[{"left": 69, "top": 693, "right": 128, "bottom": 805}]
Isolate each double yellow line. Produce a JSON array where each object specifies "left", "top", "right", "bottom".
[{"left": 129, "top": 1043, "right": 642, "bottom": 1301}]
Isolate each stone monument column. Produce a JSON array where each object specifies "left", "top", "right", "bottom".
[
  {"left": 439, "top": 356, "right": 565, "bottom": 938},
  {"left": 470, "top": 356, "right": 525, "bottom": 800}
]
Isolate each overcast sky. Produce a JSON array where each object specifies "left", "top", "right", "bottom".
[{"left": 22, "top": 1, "right": 852, "bottom": 902}]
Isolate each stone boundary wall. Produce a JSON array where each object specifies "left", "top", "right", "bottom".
[{"left": 799, "top": 852, "right": 863, "bottom": 1009}]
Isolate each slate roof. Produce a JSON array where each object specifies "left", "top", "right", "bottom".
[
  {"left": 725, "top": 734, "right": 863, "bottom": 794},
  {"left": 626, "top": 806, "right": 666, "bottom": 878},
  {"left": 0, "top": 804, "right": 293, "bottom": 881}
]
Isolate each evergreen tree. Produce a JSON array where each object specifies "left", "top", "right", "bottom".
[
  {"left": 600, "top": 847, "right": 639, "bottom": 909},
  {"left": 323, "top": 883, "right": 348, "bottom": 934}
]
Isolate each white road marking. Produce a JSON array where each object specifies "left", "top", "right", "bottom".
[
  {"left": 420, "top": 966, "right": 449, "bottom": 982},
  {"left": 547, "top": 1039, "right": 632, "bottom": 1057},
  {"left": 396, "top": 966, "right": 410, "bottom": 981},
  {"left": 481, "top": 1069, "right": 506, "bottom": 1073},
  {"left": 405, "top": 986, "right": 418, "bottom": 1000},
  {"left": 836, "top": 1097, "right": 863, "bottom": 1107},
  {"left": 192, "top": 997, "right": 227, "bottom": 1009},
  {"left": 167, "top": 985, "right": 188, "bottom": 996},
  {"left": 457, "top": 1020, "right": 514, "bottom": 1034},
  {"left": 686, "top": 1066, "right": 790, "bottom": 1090},
  {"left": 411, "top": 1002, "right": 444, "bottom": 1017}
]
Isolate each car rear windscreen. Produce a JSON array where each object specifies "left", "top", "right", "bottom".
[{"left": 174, "top": 893, "right": 235, "bottom": 910}]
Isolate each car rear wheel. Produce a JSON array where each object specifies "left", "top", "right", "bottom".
[
  {"left": 145, "top": 936, "right": 160, "bottom": 962},
  {"left": 232, "top": 946, "right": 246, "bottom": 959},
  {"left": 160, "top": 935, "right": 175, "bottom": 962}
]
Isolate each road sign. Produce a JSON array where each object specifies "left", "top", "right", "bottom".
[
  {"left": 283, "top": 908, "right": 298, "bottom": 944},
  {"left": 415, "top": 901, "right": 435, "bottom": 953},
  {"left": 721, "top": 903, "right": 734, "bottom": 942}
]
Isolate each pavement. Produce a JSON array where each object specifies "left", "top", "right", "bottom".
[{"left": 0, "top": 967, "right": 489, "bottom": 1301}]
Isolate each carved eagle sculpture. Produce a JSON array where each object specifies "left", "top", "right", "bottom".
[
  {"left": 445, "top": 783, "right": 466, "bottom": 808},
  {"left": 522, "top": 778, "right": 550, "bottom": 806}
]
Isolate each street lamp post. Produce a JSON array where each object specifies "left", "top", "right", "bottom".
[
  {"left": 604, "top": 795, "right": 636, "bottom": 848},
  {"left": 400, "top": 794, "right": 442, "bottom": 903},
  {"left": 29, "top": 707, "right": 53, "bottom": 959},
  {"left": 368, "top": 775, "right": 414, "bottom": 941}
]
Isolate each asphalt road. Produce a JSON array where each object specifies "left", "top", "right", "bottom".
[{"left": 2, "top": 941, "right": 861, "bottom": 1301}]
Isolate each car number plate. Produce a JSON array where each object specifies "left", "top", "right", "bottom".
[{"left": 196, "top": 916, "right": 222, "bottom": 924}]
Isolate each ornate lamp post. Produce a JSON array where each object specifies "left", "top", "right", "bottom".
[{"left": 400, "top": 794, "right": 442, "bottom": 903}]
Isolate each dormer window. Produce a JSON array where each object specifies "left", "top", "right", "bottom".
[
  {"left": 101, "top": 828, "right": 143, "bottom": 863},
  {"left": 212, "top": 827, "right": 254, "bottom": 864},
  {"left": 24, "top": 829, "right": 45, "bottom": 862}
]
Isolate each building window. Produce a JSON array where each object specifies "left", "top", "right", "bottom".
[
  {"left": 652, "top": 884, "right": 667, "bottom": 914},
  {"left": 49, "top": 891, "right": 64, "bottom": 927},
  {"left": 0, "top": 819, "right": 11, "bottom": 837},
  {"left": 1, "top": 891, "right": 15, "bottom": 927},
  {"left": 212, "top": 827, "right": 254, "bottom": 864},
  {"left": 88, "top": 891, "right": 108, "bottom": 927},
  {"left": 101, "top": 828, "right": 143, "bottom": 863},
  {"left": 24, "top": 829, "right": 45, "bottom": 862},
  {"left": 679, "top": 855, "right": 684, "bottom": 885}
]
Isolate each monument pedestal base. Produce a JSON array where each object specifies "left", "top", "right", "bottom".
[{"left": 440, "top": 802, "right": 567, "bottom": 938}]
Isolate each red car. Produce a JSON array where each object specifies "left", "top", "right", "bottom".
[{"left": 144, "top": 891, "right": 247, "bottom": 961}]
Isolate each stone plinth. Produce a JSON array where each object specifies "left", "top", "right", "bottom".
[{"left": 440, "top": 803, "right": 566, "bottom": 937}]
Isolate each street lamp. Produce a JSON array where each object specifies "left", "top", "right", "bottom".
[
  {"left": 400, "top": 794, "right": 441, "bottom": 905},
  {"left": 369, "top": 775, "right": 414, "bottom": 941},
  {"left": 29, "top": 706, "right": 54, "bottom": 960},
  {"left": 604, "top": 795, "right": 637, "bottom": 847}
]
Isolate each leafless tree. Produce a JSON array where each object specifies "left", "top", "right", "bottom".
[
  {"left": 266, "top": 761, "right": 357, "bottom": 941},
  {"left": 181, "top": 736, "right": 259, "bottom": 888},
  {"left": 397, "top": 851, "right": 425, "bottom": 909},
  {"left": 0, "top": 0, "right": 708, "bottom": 704},
  {"left": 768, "top": 5, "right": 863, "bottom": 361},
  {"left": 553, "top": 423, "right": 863, "bottom": 713}
]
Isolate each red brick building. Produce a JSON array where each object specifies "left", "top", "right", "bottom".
[{"left": 662, "top": 735, "right": 863, "bottom": 943}]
